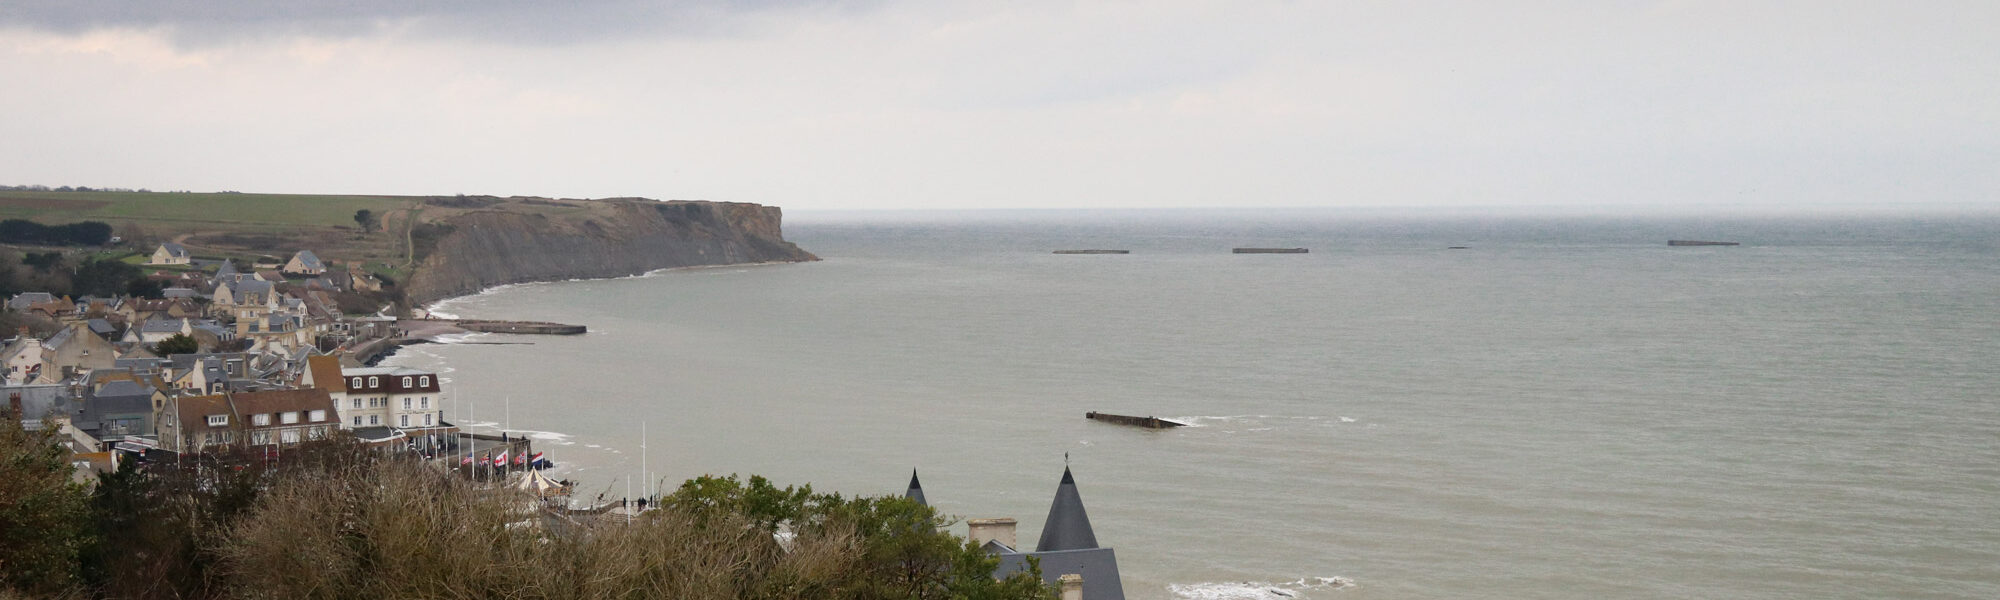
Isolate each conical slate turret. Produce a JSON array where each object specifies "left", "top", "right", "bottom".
[
  {"left": 905, "top": 469, "right": 927, "bottom": 506},
  {"left": 1035, "top": 467, "right": 1099, "bottom": 551}
]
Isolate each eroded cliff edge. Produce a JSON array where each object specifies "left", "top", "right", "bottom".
[{"left": 402, "top": 198, "right": 817, "bottom": 308}]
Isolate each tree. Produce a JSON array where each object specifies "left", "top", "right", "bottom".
[
  {"left": 71, "top": 258, "right": 142, "bottom": 297},
  {"left": 0, "top": 407, "right": 94, "bottom": 595},
  {"left": 152, "top": 333, "right": 199, "bottom": 355},
  {"left": 353, "top": 209, "right": 378, "bottom": 233}
]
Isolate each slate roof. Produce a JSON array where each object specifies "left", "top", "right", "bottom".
[
  {"left": 994, "top": 548, "right": 1125, "bottom": 600},
  {"left": 162, "top": 287, "right": 199, "bottom": 299},
  {"left": 86, "top": 319, "right": 118, "bottom": 337},
  {"left": 5, "top": 384, "right": 78, "bottom": 430},
  {"left": 905, "top": 469, "right": 927, "bottom": 506},
  {"left": 7, "top": 292, "right": 54, "bottom": 310},
  {"left": 115, "top": 357, "right": 168, "bottom": 372},
  {"left": 159, "top": 242, "right": 188, "bottom": 258},
  {"left": 139, "top": 318, "right": 187, "bottom": 334},
  {"left": 291, "top": 250, "right": 324, "bottom": 270},
  {"left": 214, "top": 259, "right": 238, "bottom": 278},
  {"left": 1037, "top": 467, "right": 1100, "bottom": 552}
]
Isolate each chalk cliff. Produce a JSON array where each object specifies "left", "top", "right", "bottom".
[{"left": 402, "top": 199, "right": 816, "bottom": 307}]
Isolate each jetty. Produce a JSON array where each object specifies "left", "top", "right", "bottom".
[
  {"left": 1053, "top": 249, "right": 1131, "bottom": 254},
  {"left": 1667, "top": 240, "right": 1739, "bottom": 246},
  {"left": 456, "top": 320, "right": 587, "bottom": 335},
  {"left": 1086, "top": 411, "right": 1186, "bottom": 429},
  {"left": 1233, "top": 248, "right": 1308, "bottom": 254}
]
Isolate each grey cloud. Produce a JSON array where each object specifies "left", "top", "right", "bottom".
[{"left": 0, "top": 0, "right": 874, "bottom": 44}]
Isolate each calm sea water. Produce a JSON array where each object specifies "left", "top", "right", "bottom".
[{"left": 400, "top": 209, "right": 2000, "bottom": 599}]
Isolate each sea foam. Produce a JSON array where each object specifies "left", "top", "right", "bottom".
[{"left": 1167, "top": 576, "right": 1355, "bottom": 599}]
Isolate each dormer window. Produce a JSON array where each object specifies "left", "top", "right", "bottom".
[
  {"left": 309, "top": 410, "right": 326, "bottom": 422},
  {"left": 367, "top": 376, "right": 378, "bottom": 387},
  {"left": 252, "top": 414, "right": 271, "bottom": 426},
  {"left": 206, "top": 414, "right": 228, "bottom": 426},
  {"left": 419, "top": 376, "right": 430, "bottom": 387},
  {"left": 402, "top": 376, "right": 413, "bottom": 387},
  {"left": 281, "top": 412, "right": 299, "bottom": 424},
  {"left": 351, "top": 377, "right": 362, "bottom": 388}
]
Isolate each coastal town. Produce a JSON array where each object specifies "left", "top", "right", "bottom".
[
  {"left": 1, "top": 236, "right": 1125, "bottom": 599},
  {"left": 4, "top": 241, "right": 556, "bottom": 487}
]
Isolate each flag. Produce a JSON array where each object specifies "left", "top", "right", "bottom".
[
  {"left": 461, "top": 455, "right": 474, "bottom": 465},
  {"left": 491, "top": 449, "right": 508, "bottom": 465},
  {"left": 514, "top": 451, "right": 526, "bottom": 466}
]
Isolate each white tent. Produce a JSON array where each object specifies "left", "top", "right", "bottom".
[{"left": 516, "top": 469, "right": 567, "bottom": 497}]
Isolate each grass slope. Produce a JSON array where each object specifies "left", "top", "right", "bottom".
[{"left": 0, "top": 190, "right": 407, "bottom": 228}]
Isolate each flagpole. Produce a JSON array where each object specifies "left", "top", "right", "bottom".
[{"left": 642, "top": 420, "right": 648, "bottom": 505}]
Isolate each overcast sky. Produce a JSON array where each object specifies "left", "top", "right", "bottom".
[{"left": 1, "top": 1, "right": 1994, "bottom": 211}]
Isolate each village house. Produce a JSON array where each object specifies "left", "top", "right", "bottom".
[
  {"left": 75, "top": 369, "right": 168, "bottom": 444},
  {"left": 155, "top": 388, "right": 338, "bottom": 453},
  {"left": 147, "top": 242, "right": 191, "bottom": 266},
  {"left": 283, "top": 250, "right": 326, "bottom": 276},
  {"left": 300, "top": 356, "right": 448, "bottom": 447},
  {"left": 125, "top": 317, "right": 234, "bottom": 348},
  {"left": 3, "top": 323, "right": 119, "bottom": 384},
  {"left": 6, "top": 292, "right": 56, "bottom": 311}
]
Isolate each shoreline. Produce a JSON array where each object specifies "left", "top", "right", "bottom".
[{"left": 420, "top": 259, "right": 805, "bottom": 320}]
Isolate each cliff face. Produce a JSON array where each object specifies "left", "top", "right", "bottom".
[{"left": 403, "top": 199, "right": 817, "bottom": 307}]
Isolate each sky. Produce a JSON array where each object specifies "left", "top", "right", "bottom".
[{"left": 1, "top": 1, "right": 1995, "bottom": 211}]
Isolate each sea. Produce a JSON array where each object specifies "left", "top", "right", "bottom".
[{"left": 395, "top": 208, "right": 2000, "bottom": 600}]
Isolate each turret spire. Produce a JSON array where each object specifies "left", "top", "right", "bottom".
[
  {"left": 905, "top": 469, "right": 927, "bottom": 506},
  {"left": 1036, "top": 466, "right": 1099, "bottom": 551}
]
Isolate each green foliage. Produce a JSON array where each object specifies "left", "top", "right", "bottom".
[
  {"left": 353, "top": 209, "right": 377, "bottom": 233},
  {"left": 5, "top": 434, "right": 1054, "bottom": 600},
  {"left": 70, "top": 258, "right": 142, "bottom": 297},
  {"left": 0, "top": 409, "right": 93, "bottom": 596},
  {"left": 21, "top": 252, "right": 62, "bottom": 272},
  {"left": 665, "top": 474, "right": 1055, "bottom": 600},
  {"left": 152, "top": 333, "right": 200, "bottom": 355},
  {"left": 0, "top": 219, "right": 112, "bottom": 246}
]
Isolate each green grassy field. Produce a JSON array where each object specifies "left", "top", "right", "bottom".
[
  {"left": 0, "top": 190, "right": 411, "bottom": 228},
  {"left": 0, "top": 190, "right": 426, "bottom": 268}
]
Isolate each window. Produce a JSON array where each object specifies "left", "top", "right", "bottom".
[
  {"left": 402, "top": 376, "right": 412, "bottom": 387},
  {"left": 421, "top": 397, "right": 429, "bottom": 409},
  {"left": 309, "top": 410, "right": 326, "bottom": 422},
  {"left": 403, "top": 398, "right": 412, "bottom": 410},
  {"left": 252, "top": 414, "right": 271, "bottom": 426},
  {"left": 367, "top": 376, "right": 378, "bottom": 387},
  {"left": 353, "top": 416, "right": 362, "bottom": 426},
  {"left": 423, "top": 414, "right": 433, "bottom": 426},
  {"left": 281, "top": 429, "right": 299, "bottom": 444},
  {"left": 352, "top": 398, "right": 361, "bottom": 409},
  {"left": 281, "top": 412, "right": 299, "bottom": 424},
  {"left": 206, "top": 414, "right": 228, "bottom": 426},
  {"left": 351, "top": 377, "right": 362, "bottom": 388},
  {"left": 420, "top": 376, "right": 430, "bottom": 387},
  {"left": 399, "top": 415, "right": 409, "bottom": 427},
  {"left": 368, "top": 415, "right": 378, "bottom": 425}
]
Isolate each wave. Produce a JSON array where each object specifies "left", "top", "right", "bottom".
[
  {"left": 1167, "top": 576, "right": 1355, "bottom": 599},
  {"left": 1170, "top": 415, "right": 1356, "bottom": 429}
]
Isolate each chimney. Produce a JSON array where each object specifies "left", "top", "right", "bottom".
[
  {"left": 967, "top": 518, "right": 1017, "bottom": 550},
  {"left": 1058, "top": 574, "right": 1084, "bottom": 600}
]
